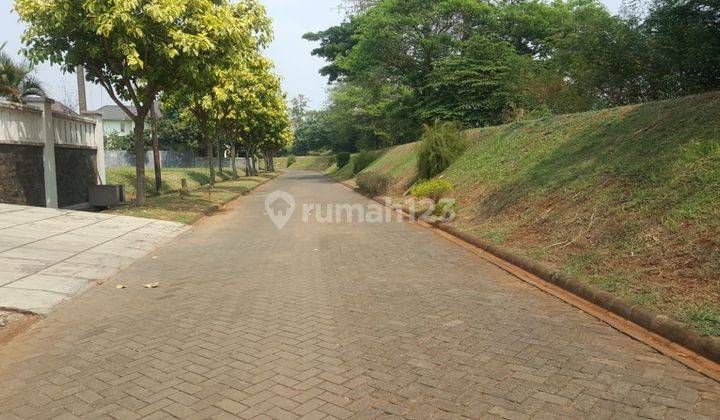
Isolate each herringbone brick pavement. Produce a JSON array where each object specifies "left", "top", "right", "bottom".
[{"left": 0, "top": 171, "right": 718, "bottom": 419}]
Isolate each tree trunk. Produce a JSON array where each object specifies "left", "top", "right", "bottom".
[
  {"left": 231, "top": 142, "right": 238, "bottom": 178},
  {"left": 217, "top": 138, "right": 223, "bottom": 174},
  {"left": 244, "top": 148, "right": 252, "bottom": 176},
  {"left": 207, "top": 140, "right": 215, "bottom": 189},
  {"left": 151, "top": 105, "right": 162, "bottom": 195},
  {"left": 133, "top": 115, "right": 148, "bottom": 204}
]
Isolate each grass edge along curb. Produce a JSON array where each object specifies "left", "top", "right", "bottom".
[
  {"left": 320, "top": 172, "right": 720, "bottom": 379},
  {"left": 435, "top": 223, "right": 720, "bottom": 366},
  {"left": 113, "top": 173, "right": 280, "bottom": 225},
  {"left": 190, "top": 173, "right": 281, "bottom": 223}
]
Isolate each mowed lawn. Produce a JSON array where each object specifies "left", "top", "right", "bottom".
[
  {"left": 106, "top": 167, "right": 275, "bottom": 224},
  {"left": 107, "top": 167, "right": 241, "bottom": 199}
]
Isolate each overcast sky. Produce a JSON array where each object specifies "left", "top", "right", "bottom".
[{"left": 0, "top": 0, "right": 621, "bottom": 111}]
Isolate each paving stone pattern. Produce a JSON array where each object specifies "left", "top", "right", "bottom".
[
  {"left": 0, "top": 171, "right": 718, "bottom": 419},
  {"left": 0, "top": 204, "right": 188, "bottom": 314}
]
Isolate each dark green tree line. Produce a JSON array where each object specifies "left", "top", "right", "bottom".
[{"left": 296, "top": 0, "right": 720, "bottom": 153}]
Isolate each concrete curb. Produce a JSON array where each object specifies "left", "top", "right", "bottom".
[
  {"left": 324, "top": 172, "right": 720, "bottom": 368},
  {"left": 434, "top": 222, "right": 720, "bottom": 365},
  {"left": 193, "top": 173, "right": 281, "bottom": 222}
]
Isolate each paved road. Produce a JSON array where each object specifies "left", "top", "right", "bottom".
[{"left": 0, "top": 171, "right": 718, "bottom": 419}]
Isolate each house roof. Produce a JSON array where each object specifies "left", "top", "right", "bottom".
[
  {"left": 95, "top": 103, "right": 162, "bottom": 121},
  {"left": 51, "top": 102, "right": 79, "bottom": 116}
]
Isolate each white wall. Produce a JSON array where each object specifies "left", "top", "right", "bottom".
[
  {"left": 0, "top": 101, "right": 43, "bottom": 145},
  {"left": 0, "top": 99, "right": 105, "bottom": 208},
  {"left": 103, "top": 120, "right": 134, "bottom": 135},
  {"left": 103, "top": 119, "right": 151, "bottom": 135}
]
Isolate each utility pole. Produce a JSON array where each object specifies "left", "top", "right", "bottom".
[{"left": 76, "top": 66, "right": 87, "bottom": 112}]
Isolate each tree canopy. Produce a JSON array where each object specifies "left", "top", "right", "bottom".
[
  {"left": 298, "top": 0, "right": 720, "bottom": 152},
  {"left": 15, "top": 0, "right": 288, "bottom": 202}
]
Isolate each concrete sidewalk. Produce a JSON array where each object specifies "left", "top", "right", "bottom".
[{"left": 0, "top": 204, "right": 188, "bottom": 314}]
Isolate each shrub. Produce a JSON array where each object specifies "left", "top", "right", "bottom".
[
  {"left": 287, "top": 154, "right": 297, "bottom": 167},
  {"left": 417, "top": 122, "right": 469, "bottom": 179},
  {"left": 336, "top": 152, "right": 351, "bottom": 168},
  {"left": 352, "top": 151, "right": 377, "bottom": 174},
  {"left": 356, "top": 172, "right": 390, "bottom": 197},
  {"left": 410, "top": 179, "right": 454, "bottom": 202}
]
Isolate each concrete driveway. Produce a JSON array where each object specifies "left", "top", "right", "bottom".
[{"left": 0, "top": 203, "right": 188, "bottom": 314}]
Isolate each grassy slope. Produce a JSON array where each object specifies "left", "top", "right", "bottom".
[
  {"left": 444, "top": 92, "right": 720, "bottom": 334},
  {"left": 329, "top": 143, "right": 420, "bottom": 194},
  {"left": 275, "top": 156, "right": 336, "bottom": 171}
]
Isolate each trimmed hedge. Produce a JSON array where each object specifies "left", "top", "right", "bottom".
[
  {"left": 356, "top": 172, "right": 390, "bottom": 197},
  {"left": 353, "top": 151, "right": 377, "bottom": 174},
  {"left": 410, "top": 179, "right": 454, "bottom": 202},
  {"left": 336, "top": 152, "right": 351, "bottom": 168}
]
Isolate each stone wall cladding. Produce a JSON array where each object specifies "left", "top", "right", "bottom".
[
  {"left": 56, "top": 146, "right": 98, "bottom": 207},
  {"left": 0, "top": 144, "right": 45, "bottom": 206}
]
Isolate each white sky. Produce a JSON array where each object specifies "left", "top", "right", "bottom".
[{"left": 0, "top": 0, "right": 621, "bottom": 111}]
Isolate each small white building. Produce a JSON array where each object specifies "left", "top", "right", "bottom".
[{"left": 95, "top": 104, "right": 162, "bottom": 135}]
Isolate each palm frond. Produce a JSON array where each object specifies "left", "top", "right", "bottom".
[
  {"left": 0, "top": 43, "right": 44, "bottom": 103},
  {"left": 19, "top": 75, "right": 46, "bottom": 98}
]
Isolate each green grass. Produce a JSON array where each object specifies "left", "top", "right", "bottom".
[
  {"left": 327, "top": 143, "right": 420, "bottom": 194},
  {"left": 440, "top": 91, "right": 720, "bottom": 335},
  {"left": 107, "top": 174, "right": 275, "bottom": 224},
  {"left": 275, "top": 155, "right": 336, "bottom": 171},
  {"left": 326, "top": 92, "right": 720, "bottom": 335},
  {"left": 107, "top": 167, "right": 237, "bottom": 199},
  {"left": 683, "top": 305, "right": 720, "bottom": 336}
]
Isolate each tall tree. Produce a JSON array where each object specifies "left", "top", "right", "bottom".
[
  {"left": 15, "top": 0, "right": 269, "bottom": 203},
  {"left": 289, "top": 95, "right": 309, "bottom": 129},
  {"left": 643, "top": 0, "right": 720, "bottom": 97}
]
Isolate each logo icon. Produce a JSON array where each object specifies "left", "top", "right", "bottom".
[{"left": 265, "top": 190, "right": 296, "bottom": 229}]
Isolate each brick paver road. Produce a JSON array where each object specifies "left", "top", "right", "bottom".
[{"left": 1, "top": 171, "right": 719, "bottom": 419}]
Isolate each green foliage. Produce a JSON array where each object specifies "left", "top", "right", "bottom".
[
  {"left": 442, "top": 93, "right": 720, "bottom": 334},
  {"left": 105, "top": 132, "right": 144, "bottom": 153},
  {"left": 336, "top": 152, "right": 351, "bottom": 168},
  {"left": 286, "top": 154, "right": 297, "bottom": 167},
  {"left": 302, "top": 0, "right": 720, "bottom": 154},
  {"left": 0, "top": 42, "right": 45, "bottom": 102},
  {"left": 303, "top": 19, "right": 359, "bottom": 83},
  {"left": 15, "top": 0, "right": 272, "bottom": 202},
  {"left": 352, "top": 151, "right": 377, "bottom": 174},
  {"left": 642, "top": 0, "right": 720, "bottom": 97},
  {"left": 410, "top": 179, "right": 454, "bottom": 202},
  {"left": 104, "top": 109, "right": 202, "bottom": 153},
  {"left": 356, "top": 172, "right": 390, "bottom": 197},
  {"left": 155, "top": 108, "right": 202, "bottom": 153},
  {"left": 417, "top": 122, "right": 469, "bottom": 179},
  {"left": 292, "top": 110, "right": 332, "bottom": 155},
  {"left": 418, "top": 37, "right": 528, "bottom": 127}
]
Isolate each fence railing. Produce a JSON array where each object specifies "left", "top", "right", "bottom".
[{"left": 105, "top": 150, "right": 247, "bottom": 170}]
